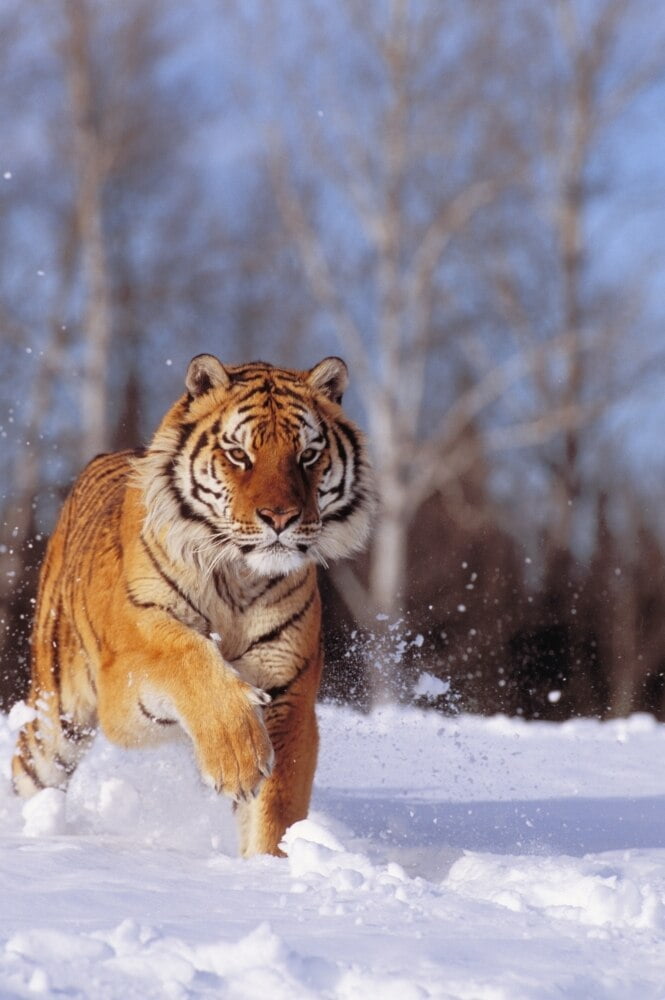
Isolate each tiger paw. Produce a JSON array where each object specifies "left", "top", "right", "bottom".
[{"left": 194, "top": 682, "right": 275, "bottom": 802}]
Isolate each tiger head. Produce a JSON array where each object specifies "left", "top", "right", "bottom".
[{"left": 138, "top": 354, "right": 375, "bottom": 577}]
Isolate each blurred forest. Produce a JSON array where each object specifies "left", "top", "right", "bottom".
[{"left": 2, "top": 0, "right": 665, "bottom": 719}]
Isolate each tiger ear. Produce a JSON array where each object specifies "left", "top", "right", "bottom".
[
  {"left": 185, "top": 354, "right": 231, "bottom": 397},
  {"left": 307, "top": 357, "right": 348, "bottom": 404}
]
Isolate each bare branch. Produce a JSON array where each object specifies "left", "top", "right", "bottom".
[
  {"left": 267, "top": 131, "right": 373, "bottom": 384},
  {"left": 406, "top": 332, "right": 583, "bottom": 512},
  {"left": 484, "top": 402, "right": 589, "bottom": 452}
]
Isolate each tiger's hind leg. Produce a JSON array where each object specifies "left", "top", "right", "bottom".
[
  {"left": 12, "top": 612, "right": 98, "bottom": 798},
  {"left": 12, "top": 706, "right": 95, "bottom": 797}
]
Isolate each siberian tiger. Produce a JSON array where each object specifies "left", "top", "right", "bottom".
[{"left": 12, "top": 354, "right": 373, "bottom": 856}]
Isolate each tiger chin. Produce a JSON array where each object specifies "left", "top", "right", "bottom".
[{"left": 12, "top": 354, "right": 374, "bottom": 857}]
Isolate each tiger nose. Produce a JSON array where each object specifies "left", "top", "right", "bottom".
[{"left": 257, "top": 507, "right": 301, "bottom": 533}]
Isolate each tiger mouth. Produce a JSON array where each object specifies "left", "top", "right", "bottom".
[
  {"left": 240, "top": 537, "right": 314, "bottom": 578},
  {"left": 265, "top": 539, "right": 310, "bottom": 554},
  {"left": 239, "top": 539, "right": 309, "bottom": 554}
]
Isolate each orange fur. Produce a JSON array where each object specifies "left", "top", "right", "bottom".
[{"left": 12, "top": 355, "right": 373, "bottom": 856}]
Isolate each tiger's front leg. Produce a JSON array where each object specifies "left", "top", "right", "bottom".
[
  {"left": 97, "top": 613, "right": 275, "bottom": 803},
  {"left": 234, "top": 650, "right": 322, "bottom": 857}
]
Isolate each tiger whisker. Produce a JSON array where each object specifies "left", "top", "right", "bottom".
[{"left": 192, "top": 540, "right": 234, "bottom": 581}]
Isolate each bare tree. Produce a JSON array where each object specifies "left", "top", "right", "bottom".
[
  {"left": 64, "top": 0, "right": 114, "bottom": 461},
  {"left": 488, "top": 0, "right": 665, "bottom": 555},
  {"left": 266, "top": 5, "right": 582, "bottom": 624},
  {"left": 0, "top": 0, "right": 253, "bottom": 703},
  {"left": 2, "top": 0, "right": 664, "bottom": 717},
  {"left": 256, "top": 0, "right": 665, "bottom": 701}
]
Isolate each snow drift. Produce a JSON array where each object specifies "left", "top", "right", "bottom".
[{"left": 1, "top": 702, "right": 664, "bottom": 998}]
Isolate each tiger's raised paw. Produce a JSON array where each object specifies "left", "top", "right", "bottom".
[{"left": 193, "top": 682, "right": 275, "bottom": 802}]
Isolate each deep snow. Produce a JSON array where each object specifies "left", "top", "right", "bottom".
[{"left": 1, "top": 698, "right": 664, "bottom": 999}]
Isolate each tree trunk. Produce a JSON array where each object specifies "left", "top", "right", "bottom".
[
  {"left": 365, "top": 495, "right": 410, "bottom": 704},
  {"left": 368, "top": 507, "right": 408, "bottom": 619},
  {"left": 65, "top": 0, "right": 113, "bottom": 462},
  {"left": 607, "top": 573, "right": 639, "bottom": 718}
]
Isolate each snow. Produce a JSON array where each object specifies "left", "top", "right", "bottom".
[
  {"left": 413, "top": 670, "right": 450, "bottom": 700},
  {"left": 1, "top": 703, "right": 664, "bottom": 998}
]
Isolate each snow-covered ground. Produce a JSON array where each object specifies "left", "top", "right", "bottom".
[{"left": 1, "top": 697, "right": 664, "bottom": 999}]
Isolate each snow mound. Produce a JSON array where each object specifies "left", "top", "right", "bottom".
[
  {"left": 21, "top": 788, "right": 67, "bottom": 837},
  {"left": 4, "top": 919, "right": 329, "bottom": 1000},
  {"left": 282, "top": 817, "right": 409, "bottom": 895},
  {"left": 64, "top": 732, "right": 238, "bottom": 853},
  {"left": 446, "top": 851, "right": 664, "bottom": 929}
]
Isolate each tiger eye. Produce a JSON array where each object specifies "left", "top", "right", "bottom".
[{"left": 227, "top": 447, "right": 250, "bottom": 467}]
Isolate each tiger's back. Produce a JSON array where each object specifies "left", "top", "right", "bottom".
[{"left": 12, "top": 354, "right": 373, "bottom": 856}]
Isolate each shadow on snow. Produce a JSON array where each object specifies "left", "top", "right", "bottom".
[{"left": 314, "top": 788, "right": 665, "bottom": 879}]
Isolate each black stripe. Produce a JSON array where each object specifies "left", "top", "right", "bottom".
[
  {"left": 251, "top": 573, "right": 287, "bottom": 604},
  {"left": 189, "top": 428, "right": 209, "bottom": 471},
  {"left": 139, "top": 700, "right": 177, "bottom": 726},
  {"left": 60, "top": 716, "right": 88, "bottom": 744},
  {"left": 330, "top": 427, "right": 351, "bottom": 503},
  {"left": 264, "top": 573, "right": 308, "bottom": 607},
  {"left": 265, "top": 654, "right": 315, "bottom": 703},
  {"left": 231, "top": 413, "right": 259, "bottom": 433},
  {"left": 48, "top": 600, "right": 65, "bottom": 724},
  {"left": 189, "top": 429, "right": 227, "bottom": 505},
  {"left": 18, "top": 727, "right": 33, "bottom": 758},
  {"left": 231, "top": 364, "right": 275, "bottom": 380},
  {"left": 167, "top": 469, "right": 215, "bottom": 527},
  {"left": 318, "top": 484, "right": 343, "bottom": 501},
  {"left": 271, "top": 383, "right": 307, "bottom": 405},
  {"left": 125, "top": 585, "right": 182, "bottom": 623},
  {"left": 77, "top": 459, "right": 129, "bottom": 492},
  {"left": 278, "top": 417, "right": 304, "bottom": 436},
  {"left": 337, "top": 419, "right": 361, "bottom": 461},
  {"left": 244, "top": 591, "right": 315, "bottom": 653},
  {"left": 213, "top": 570, "right": 239, "bottom": 613},
  {"left": 177, "top": 421, "right": 197, "bottom": 450},
  {"left": 332, "top": 426, "right": 348, "bottom": 467},
  {"left": 141, "top": 538, "right": 209, "bottom": 625},
  {"left": 81, "top": 586, "right": 102, "bottom": 653},
  {"left": 322, "top": 491, "right": 365, "bottom": 524},
  {"left": 160, "top": 425, "right": 218, "bottom": 527},
  {"left": 14, "top": 752, "right": 46, "bottom": 791},
  {"left": 50, "top": 603, "right": 62, "bottom": 691},
  {"left": 68, "top": 606, "right": 98, "bottom": 696},
  {"left": 234, "top": 385, "right": 270, "bottom": 407},
  {"left": 54, "top": 753, "right": 77, "bottom": 776},
  {"left": 192, "top": 483, "right": 223, "bottom": 510}
]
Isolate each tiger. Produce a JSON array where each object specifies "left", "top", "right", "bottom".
[{"left": 12, "top": 354, "right": 374, "bottom": 856}]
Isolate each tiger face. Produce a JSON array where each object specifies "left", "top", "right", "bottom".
[{"left": 139, "top": 355, "right": 374, "bottom": 577}]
